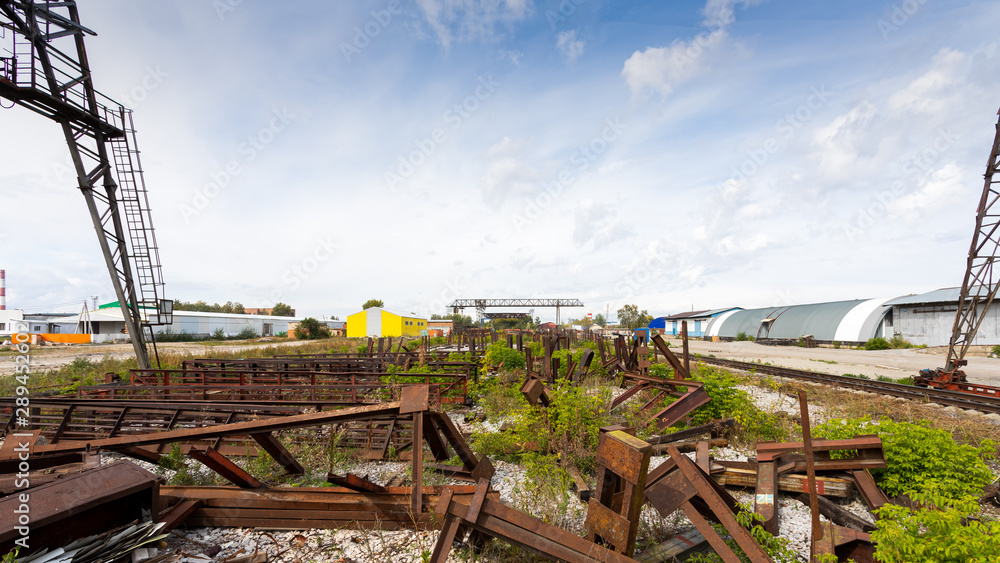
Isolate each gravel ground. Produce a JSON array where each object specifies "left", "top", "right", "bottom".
[{"left": 36, "top": 342, "right": 1000, "bottom": 562}]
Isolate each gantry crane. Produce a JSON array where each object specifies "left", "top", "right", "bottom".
[
  {"left": 0, "top": 1, "right": 169, "bottom": 368},
  {"left": 916, "top": 107, "right": 1000, "bottom": 394}
]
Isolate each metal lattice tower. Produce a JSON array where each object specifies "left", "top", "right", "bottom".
[
  {"left": 449, "top": 299, "right": 583, "bottom": 325},
  {"left": 945, "top": 107, "right": 1000, "bottom": 373},
  {"left": 0, "top": 1, "right": 168, "bottom": 368}
]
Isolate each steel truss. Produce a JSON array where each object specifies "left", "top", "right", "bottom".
[{"left": 0, "top": 1, "right": 167, "bottom": 368}]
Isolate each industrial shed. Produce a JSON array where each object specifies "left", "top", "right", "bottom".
[
  {"left": 704, "top": 298, "right": 894, "bottom": 343},
  {"left": 649, "top": 308, "right": 741, "bottom": 337},
  {"left": 346, "top": 307, "right": 427, "bottom": 338},
  {"left": 887, "top": 287, "right": 1000, "bottom": 347}
]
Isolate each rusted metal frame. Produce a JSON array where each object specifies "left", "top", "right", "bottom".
[
  {"left": 798, "top": 390, "right": 824, "bottom": 557},
  {"left": 650, "top": 334, "right": 690, "bottom": 379},
  {"left": 520, "top": 376, "right": 552, "bottom": 407},
  {"left": 378, "top": 418, "right": 397, "bottom": 459},
  {"left": 24, "top": 401, "right": 407, "bottom": 456},
  {"left": 422, "top": 412, "right": 450, "bottom": 461},
  {"left": 104, "top": 405, "right": 133, "bottom": 439},
  {"left": 189, "top": 447, "right": 264, "bottom": 489},
  {"left": 156, "top": 498, "right": 202, "bottom": 532},
  {"left": 611, "top": 381, "right": 650, "bottom": 409},
  {"left": 849, "top": 469, "right": 888, "bottom": 512},
  {"left": 667, "top": 446, "right": 774, "bottom": 562},
  {"left": 647, "top": 418, "right": 735, "bottom": 445},
  {"left": 432, "top": 489, "right": 637, "bottom": 563},
  {"left": 795, "top": 493, "right": 876, "bottom": 533},
  {"left": 211, "top": 411, "right": 237, "bottom": 450},
  {"left": 754, "top": 458, "right": 779, "bottom": 534},
  {"left": 0, "top": 461, "right": 159, "bottom": 551},
  {"left": 756, "top": 435, "right": 886, "bottom": 472},
  {"left": 428, "top": 411, "right": 478, "bottom": 471},
  {"left": 649, "top": 384, "right": 711, "bottom": 430},
  {"left": 49, "top": 403, "right": 77, "bottom": 442},
  {"left": 575, "top": 348, "right": 594, "bottom": 384},
  {"left": 250, "top": 431, "right": 304, "bottom": 475},
  {"left": 412, "top": 410, "right": 424, "bottom": 517},
  {"left": 584, "top": 430, "right": 650, "bottom": 557},
  {"left": 681, "top": 321, "right": 691, "bottom": 376},
  {"left": 327, "top": 473, "right": 387, "bottom": 493}
]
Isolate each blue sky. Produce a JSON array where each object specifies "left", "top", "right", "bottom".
[{"left": 1, "top": 0, "right": 999, "bottom": 322}]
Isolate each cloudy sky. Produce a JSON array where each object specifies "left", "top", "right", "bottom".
[{"left": 1, "top": 0, "right": 999, "bottom": 322}]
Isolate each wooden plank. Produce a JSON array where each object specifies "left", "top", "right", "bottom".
[{"left": 712, "top": 467, "right": 853, "bottom": 498}]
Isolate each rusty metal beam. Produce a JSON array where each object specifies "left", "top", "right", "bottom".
[{"left": 189, "top": 447, "right": 264, "bottom": 489}]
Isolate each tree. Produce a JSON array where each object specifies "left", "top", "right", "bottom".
[
  {"left": 617, "top": 304, "right": 653, "bottom": 329},
  {"left": 271, "top": 302, "right": 293, "bottom": 316},
  {"left": 294, "top": 317, "right": 331, "bottom": 340},
  {"left": 594, "top": 313, "right": 606, "bottom": 327},
  {"left": 362, "top": 299, "right": 384, "bottom": 310}
]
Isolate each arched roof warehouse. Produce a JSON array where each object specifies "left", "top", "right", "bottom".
[{"left": 704, "top": 298, "right": 894, "bottom": 342}]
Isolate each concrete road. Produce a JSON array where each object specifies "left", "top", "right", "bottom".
[{"left": 676, "top": 338, "right": 1000, "bottom": 386}]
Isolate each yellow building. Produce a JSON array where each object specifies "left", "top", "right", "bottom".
[{"left": 346, "top": 307, "right": 427, "bottom": 338}]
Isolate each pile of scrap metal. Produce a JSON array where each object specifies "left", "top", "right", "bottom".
[
  {"left": 428, "top": 396, "right": 882, "bottom": 562},
  {"left": 0, "top": 385, "right": 497, "bottom": 559}
]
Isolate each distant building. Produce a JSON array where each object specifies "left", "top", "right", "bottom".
[
  {"left": 428, "top": 319, "right": 455, "bottom": 335},
  {"left": 886, "top": 287, "right": 1000, "bottom": 347},
  {"left": 649, "top": 308, "right": 741, "bottom": 337},
  {"left": 346, "top": 307, "right": 426, "bottom": 338},
  {"left": 244, "top": 307, "right": 296, "bottom": 316},
  {"left": 704, "top": 298, "right": 894, "bottom": 344}
]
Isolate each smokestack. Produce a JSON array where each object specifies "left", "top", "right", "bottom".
[{"left": 0, "top": 270, "right": 5, "bottom": 310}]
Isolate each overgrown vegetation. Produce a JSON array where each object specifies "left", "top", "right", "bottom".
[
  {"left": 734, "top": 331, "right": 754, "bottom": 341},
  {"left": 687, "top": 503, "right": 799, "bottom": 563},
  {"left": 865, "top": 334, "right": 925, "bottom": 350},
  {"left": 813, "top": 417, "right": 996, "bottom": 501},
  {"left": 293, "top": 317, "right": 331, "bottom": 340},
  {"left": 872, "top": 490, "right": 1000, "bottom": 562}
]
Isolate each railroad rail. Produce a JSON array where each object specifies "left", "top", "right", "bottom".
[{"left": 695, "top": 355, "right": 1000, "bottom": 414}]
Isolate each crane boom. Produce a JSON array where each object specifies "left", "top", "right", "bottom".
[{"left": 944, "top": 108, "right": 1000, "bottom": 377}]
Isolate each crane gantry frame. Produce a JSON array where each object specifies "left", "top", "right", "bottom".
[{"left": 0, "top": 0, "right": 169, "bottom": 368}]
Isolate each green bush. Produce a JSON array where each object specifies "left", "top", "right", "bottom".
[
  {"left": 211, "top": 328, "right": 227, "bottom": 341},
  {"left": 813, "top": 417, "right": 996, "bottom": 501},
  {"left": 294, "top": 317, "right": 331, "bottom": 340},
  {"left": 483, "top": 341, "right": 526, "bottom": 371},
  {"left": 832, "top": 341, "right": 840, "bottom": 349},
  {"left": 873, "top": 490, "right": 1000, "bottom": 562},
  {"left": 686, "top": 366, "right": 785, "bottom": 443},
  {"left": 735, "top": 331, "right": 750, "bottom": 341},
  {"left": 865, "top": 337, "right": 890, "bottom": 350},
  {"left": 687, "top": 503, "right": 799, "bottom": 563},
  {"left": 235, "top": 326, "right": 258, "bottom": 339}
]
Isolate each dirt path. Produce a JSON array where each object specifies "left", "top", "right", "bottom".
[
  {"left": 0, "top": 339, "right": 319, "bottom": 375},
  {"left": 680, "top": 338, "right": 1000, "bottom": 385}
]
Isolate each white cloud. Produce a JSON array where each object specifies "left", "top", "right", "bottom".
[
  {"left": 621, "top": 29, "right": 727, "bottom": 97},
  {"left": 556, "top": 30, "right": 585, "bottom": 62},
  {"left": 702, "top": 0, "right": 764, "bottom": 28},
  {"left": 890, "top": 162, "right": 965, "bottom": 220},
  {"left": 888, "top": 48, "right": 967, "bottom": 115},
  {"left": 415, "top": 0, "right": 534, "bottom": 49}
]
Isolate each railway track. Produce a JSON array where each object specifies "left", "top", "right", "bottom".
[{"left": 694, "top": 355, "right": 1000, "bottom": 415}]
